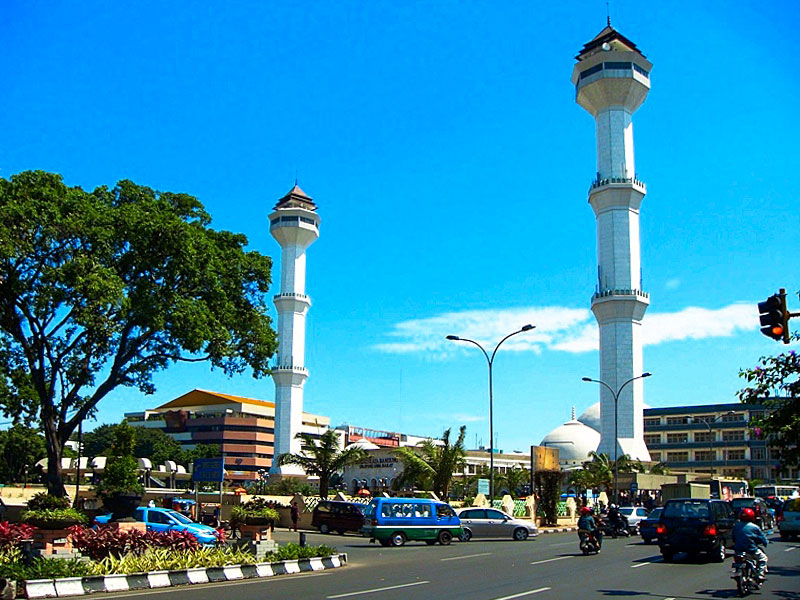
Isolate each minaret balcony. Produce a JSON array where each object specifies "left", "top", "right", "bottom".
[
  {"left": 273, "top": 292, "right": 311, "bottom": 310},
  {"left": 271, "top": 364, "right": 309, "bottom": 375},
  {"left": 593, "top": 288, "right": 649, "bottom": 301},
  {"left": 589, "top": 176, "right": 646, "bottom": 194}
]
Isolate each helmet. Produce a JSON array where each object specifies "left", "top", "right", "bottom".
[
  {"left": 580, "top": 507, "right": 592, "bottom": 515},
  {"left": 740, "top": 508, "right": 756, "bottom": 522},
  {"left": 610, "top": 504, "right": 617, "bottom": 509}
]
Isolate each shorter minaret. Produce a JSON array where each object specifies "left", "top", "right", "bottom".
[{"left": 269, "top": 185, "right": 320, "bottom": 474}]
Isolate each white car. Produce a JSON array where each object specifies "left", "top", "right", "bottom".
[
  {"left": 619, "top": 506, "right": 650, "bottom": 532},
  {"left": 455, "top": 507, "right": 538, "bottom": 541}
]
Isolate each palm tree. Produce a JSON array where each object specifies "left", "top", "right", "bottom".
[
  {"left": 583, "top": 451, "right": 613, "bottom": 491},
  {"left": 498, "top": 466, "right": 531, "bottom": 497},
  {"left": 277, "top": 430, "right": 367, "bottom": 498},
  {"left": 393, "top": 426, "right": 467, "bottom": 499}
]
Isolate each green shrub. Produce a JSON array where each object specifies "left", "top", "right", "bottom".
[
  {"left": 21, "top": 508, "right": 89, "bottom": 527},
  {"left": 0, "top": 557, "right": 92, "bottom": 581},
  {"left": 26, "top": 492, "right": 71, "bottom": 511},
  {"left": 87, "top": 547, "right": 260, "bottom": 575},
  {"left": 263, "top": 542, "right": 337, "bottom": 562}
]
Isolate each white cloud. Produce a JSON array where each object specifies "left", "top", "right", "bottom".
[
  {"left": 665, "top": 278, "right": 681, "bottom": 290},
  {"left": 374, "top": 303, "right": 756, "bottom": 355}
]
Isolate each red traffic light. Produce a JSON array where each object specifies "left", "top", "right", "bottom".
[{"left": 757, "top": 292, "right": 789, "bottom": 342}]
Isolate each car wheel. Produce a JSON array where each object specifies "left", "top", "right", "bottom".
[
  {"left": 513, "top": 528, "right": 529, "bottom": 541},
  {"left": 459, "top": 529, "right": 472, "bottom": 542},
  {"left": 712, "top": 539, "right": 726, "bottom": 563},
  {"left": 438, "top": 530, "right": 453, "bottom": 545},
  {"left": 319, "top": 523, "right": 330, "bottom": 534},
  {"left": 779, "top": 532, "right": 788, "bottom": 541},
  {"left": 390, "top": 532, "right": 406, "bottom": 547}
]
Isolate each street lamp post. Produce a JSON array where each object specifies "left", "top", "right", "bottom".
[
  {"left": 693, "top": 411, "right": 736, "bottom": 478},
  {"left": 581, "top": 373, "right": 652, "bottom": 505},
  {"left": 447, "top": 324, "right": 535, "bottom": 506}
]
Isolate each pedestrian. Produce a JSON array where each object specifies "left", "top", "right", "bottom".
[{"left": 290, "top": 501, "right": 300, "bottom": 532}]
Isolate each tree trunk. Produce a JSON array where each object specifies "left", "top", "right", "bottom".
[{"left": 43, "top": 420, "right": 66, "bottom": 497}]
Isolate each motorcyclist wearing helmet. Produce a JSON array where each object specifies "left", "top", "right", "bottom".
[
  {"left": 577, "top": 506, "right": 602, "bottom": 550},
  {"left": 733, "top": 507, "right": 769, "bottom": 582}
]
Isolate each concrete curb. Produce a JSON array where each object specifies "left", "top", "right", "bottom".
[
  {"left": 23, "top": 553, "right": 347, "bottom": 598},
  {"left": 538, "top": 527, "right": 578, "bottom": 534}
]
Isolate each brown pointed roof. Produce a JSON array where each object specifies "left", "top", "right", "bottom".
[
  {"left": 274, "top": 184, "right": 318, "bottom": 211},
  {"left": 155, "top": 389, "right": 275, "bottom": 410},
  {"left": 576, "top": 26, "right": 646, "bottom": 60}
]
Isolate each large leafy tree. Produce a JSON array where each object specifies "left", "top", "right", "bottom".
[
  {"left": 738, "top": 334, "right": 799, "bottom": 469},
  {"left": 0, "top": 171, "right": 278, "bottom": 496},
  {"left": 393, "top": 426, "right": 467, "bottom": 499},
  {"left": 277, "top": 430, "right": 367, "bottom": 498}
]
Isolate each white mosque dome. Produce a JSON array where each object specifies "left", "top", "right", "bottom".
[
  {"left": 578, "top": 402, "right": 601, "bottom": 432},
  {"left": 540, "top": 409, "right": 601, "bottom": 463},
  {"left": 346, "top": 439, "right": 380, "bottom": 451}
]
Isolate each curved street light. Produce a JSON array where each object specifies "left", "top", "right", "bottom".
[
  {"left": 693, "top": 410, "right": 736, "bottom": 478},
  {"left": 447, "top": 324, "right": 535, "bottom": 506},
  {"left": 581, "top": 372, "right": 652, "bottom": 504}
]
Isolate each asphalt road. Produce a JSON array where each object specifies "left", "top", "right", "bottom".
[{"left": 99, "top": 530, "right": 799, "bottom": 600}]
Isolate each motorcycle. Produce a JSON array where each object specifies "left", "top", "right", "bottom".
[
  {"left": 578, "top": 529, "right": 601, "bottom": 555},
  {"left": 600, "top": 516, "right": 630, "bottom": 538},
  {"left": 731, "top": 552, "right": 762, "bottom": 596}
]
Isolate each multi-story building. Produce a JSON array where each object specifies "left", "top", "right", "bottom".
[
  {"left": 126, "top": 389, "right": 329, "bottom": 483},
  {"left": 642, "top": 403, "right": 792, "bottom": 482}
]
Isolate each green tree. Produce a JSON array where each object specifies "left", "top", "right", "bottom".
[
  {"left": 393, "top": 426, "right": 467, "bottom": 499},
  {"left": 582, "top": 451, "right": 613, "bottom": 491},
  {"left": 0, "top": 423, "right": 46, "bottom": 483},
  {"left": 497, "top": 466, "right": 530, "bottom": 497},
  {"left": 132, "top": 427, "right": 185, "bottom": 467},
  {"left": 277, "top": 430, "right": 367, "bottom": 498},
  {"left": 82, "top": 424, "right": 119, "bottom": 458},
  {"left": 738, "top": 335, "right": 799, "bottom": 469},
  {"left": 0, "top": 171, "right": 278, "bottom": 496}
]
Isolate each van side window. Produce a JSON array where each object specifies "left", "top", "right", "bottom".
[
  {"left": 436, "top": 504, "right": 455, "bottom": 518},
  {"left": 401, "top": 503, "right": 413, "bottom": 518},
  {"left": 381, "top": 503, "right": 394, "bottom": 517},
  {"left": 415, "top": 504, "right": 431, "bottom": 518}
]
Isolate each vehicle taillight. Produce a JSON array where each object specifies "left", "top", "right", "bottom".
[
  {"left": 776, "top": 513, "right": 784, "bottom": 522},
  {"left": 656, "top": 524, "right": 666, "bottom": 535},
  {"left": 703, "top": 524, "right": 717, "bottom": 536}
]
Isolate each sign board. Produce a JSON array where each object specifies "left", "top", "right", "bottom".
[
  {"left": 630, "top": 482, "right": 639, "bottom": 492},
  {"left": 531, "top": 446, "right": 559, "bottom": 471},
  {"left": 193, "top": 458, "right": 224, "bottom": 483},
  {"left": 477, "top": 478, "right": 490, "bottom": 496}
]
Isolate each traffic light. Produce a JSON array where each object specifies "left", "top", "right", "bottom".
[{"left": 758, "top": 292, "right": 788, "bottom": 342}]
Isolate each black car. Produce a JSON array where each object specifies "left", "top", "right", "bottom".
[
  {"left": 639, "top": 507, "right": 663, "bottom": 544},
  {"left": 730, "top": 497, "right": 774, "bottom": 530},
  {"left": 656, "top": 498, "right": 735, "bottom": 562},
  {"left": 311, "top": 500, "right": 365, "bottom": 535}
]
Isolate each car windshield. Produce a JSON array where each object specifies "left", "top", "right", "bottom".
[
  {"left": 620, "top": 508, "right": 634, "bottom": 516},
  {"left": 362, "top": 502, "right": 376, "bottom": 517},
  {"left": 649, "top": 508, "right": 662, "bottom": 519},
  {"left": 168, "top": 511, "right": 194, "bottom": 524}
]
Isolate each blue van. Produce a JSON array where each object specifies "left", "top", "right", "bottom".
[{"left": 361, "top": 497, "right": 462, "bottom": 546}]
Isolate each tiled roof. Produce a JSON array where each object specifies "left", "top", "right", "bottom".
[
  {"left": 274, "top": 184, "right": 317, "bottom": 211},
  {"left": 576, "top": 25, "right": 646, "bottom": 60}
]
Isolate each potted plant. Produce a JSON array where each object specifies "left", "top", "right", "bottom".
[
  {"left": 94, "top": 421, "right": 144, "bottom": 520},
  {"left": 20, "top": 493, "right": 89, "bottom": 529},
  {"left": 231, "top": 497, "right": 280, "bottom": 527}
]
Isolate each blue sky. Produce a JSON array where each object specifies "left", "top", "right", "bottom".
[{"left": 2, "top": 1, "right": 798, "bottom": 451}]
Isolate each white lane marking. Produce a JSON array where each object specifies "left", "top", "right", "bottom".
[
  {"left": 631, "top": 557, "right": 663, "bottom": 568},
  {"left": 491, "top": 587, "right": 551, "bottom": 600},
  {"left": 441, "top": 552, "right": 492, "bottom": 561},
  {"left": 784, "top": 545, "right": 798, "bottom": 552},
  {"left": 663, "top": 597, "right": 677, "bottom": 600},
  {"left": 530, "top": 556, "right": 570, "bottom": 566},
  {"left": 327, "top": 581, "right": 429, "bottom": 598}
]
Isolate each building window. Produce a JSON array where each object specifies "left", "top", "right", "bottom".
[
  {"left": 722, "top": 413, "right": 743, "bottom": 423},
  {"left": 666, "top": 433, "right": 688, "bottom": 444},
  {"left": 666, "top": 452, "right": 689, "bottom": 462},
  {"left": 694, "top": 450, "right": 713, "bottom": 462},
  {"left": 751, "top": 447, "right": 766, "bottom": 461},
  {"left": 693, "top": 415, "right": 714, "bottom": 424},
  {"left": 726, "top": 449, "right": 745, "bottom": 461},
  {"left": 694, "top": 431, "right": 714, "bottom": 443},
  {"left": 722, "top": 430, "right": 745, "bottom": 442},
  {"left": 644, "top": 434, "right": 661, "bottom": 445},
  {"left": 666, "top": 417, "right": 689, "bottom": 425},
  {"left": 649, "top": 452, "right": 661, "bottom": 462},
  {"left": 644, "top": 418, "right": 660, "bottom": 427},
  {"left": 752, "top": 467, "right": 766, "bottom": 479},
  {"left": 750, "top": 411, "right": 764, "bottom": 421}
]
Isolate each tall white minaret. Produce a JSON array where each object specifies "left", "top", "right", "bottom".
[
  {"left": 572, "top": 25, "right": 651, "bottom": 461},
  {"left": 269, "top": 185, "right": 320, "bottom": 474}
]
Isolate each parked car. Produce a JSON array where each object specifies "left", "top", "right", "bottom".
[
  {"left": 95, "top": 507, "right": 219, "bottom": 545},
  {"left": 730, "top": 497, "right": 774, "bottom": 530},
  {"left": 361, "top": 497, "right": 462, "bottom": 546},
  {"left": 455, "top": 507, "right": 538, "bottom": 541},
  {"left": 656, "top": 498, "right": 735, "bottom": 562},
  {"left": 619, "top": 506, "right": 650, "bottom": 533},
  {"left": 311, "top": 500, "right": 365, "bottom": 535},
  {"left": 778, "top": 497, "right": 800, "bottom": 541},
  {"left": 638, "top": 507, "right": 663, "bottom": 544}
]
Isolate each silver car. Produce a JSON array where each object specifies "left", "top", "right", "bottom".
[
  {"left": 619, "top": 506, "right": 650, "bottom": 532},
  {"left": 455, "top": 507, "right": 538, "bottom": 541}
]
